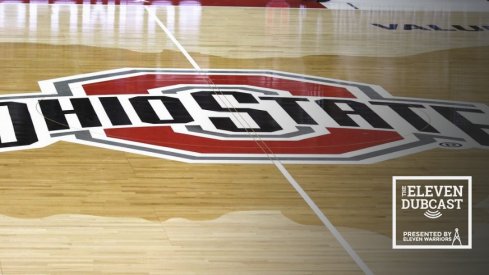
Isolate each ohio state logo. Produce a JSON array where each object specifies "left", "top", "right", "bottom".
[{"left": 0, "top": 69, "right": 488, "bottom": 163}]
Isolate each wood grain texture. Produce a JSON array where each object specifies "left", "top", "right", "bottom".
[
  {"left": 0, "top": 2, "right": 488, "bottom": 274},
  {"left": 153, "top": 7, "right": 489, "bottom": 58},
  {"left": 0, "top": 211, "right": 361, "bottom": 275}
]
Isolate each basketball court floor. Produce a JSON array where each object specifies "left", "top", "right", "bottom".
[{"left": 0, "top": 0, "right": 488, "bottom": 274}]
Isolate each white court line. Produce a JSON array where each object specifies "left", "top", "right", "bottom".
[
  {"left": 275, "top": 161, "right": 373, "bottom": 275},
  {"left": 145, "top": 6, "right": 201, "bottom": 70},
  {"left": 144, "top": 6, "right": 373, "bottom": 275}
]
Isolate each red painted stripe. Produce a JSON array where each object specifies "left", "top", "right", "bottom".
[
  {"left": 3, "top": 0, "right": 325, "bottom": 8},
  {"left": 105, "top": 126, "right": 402, "bottom": 155},
  {"left": 83, "top": 74, "right": 354, "bottom": 98}
]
